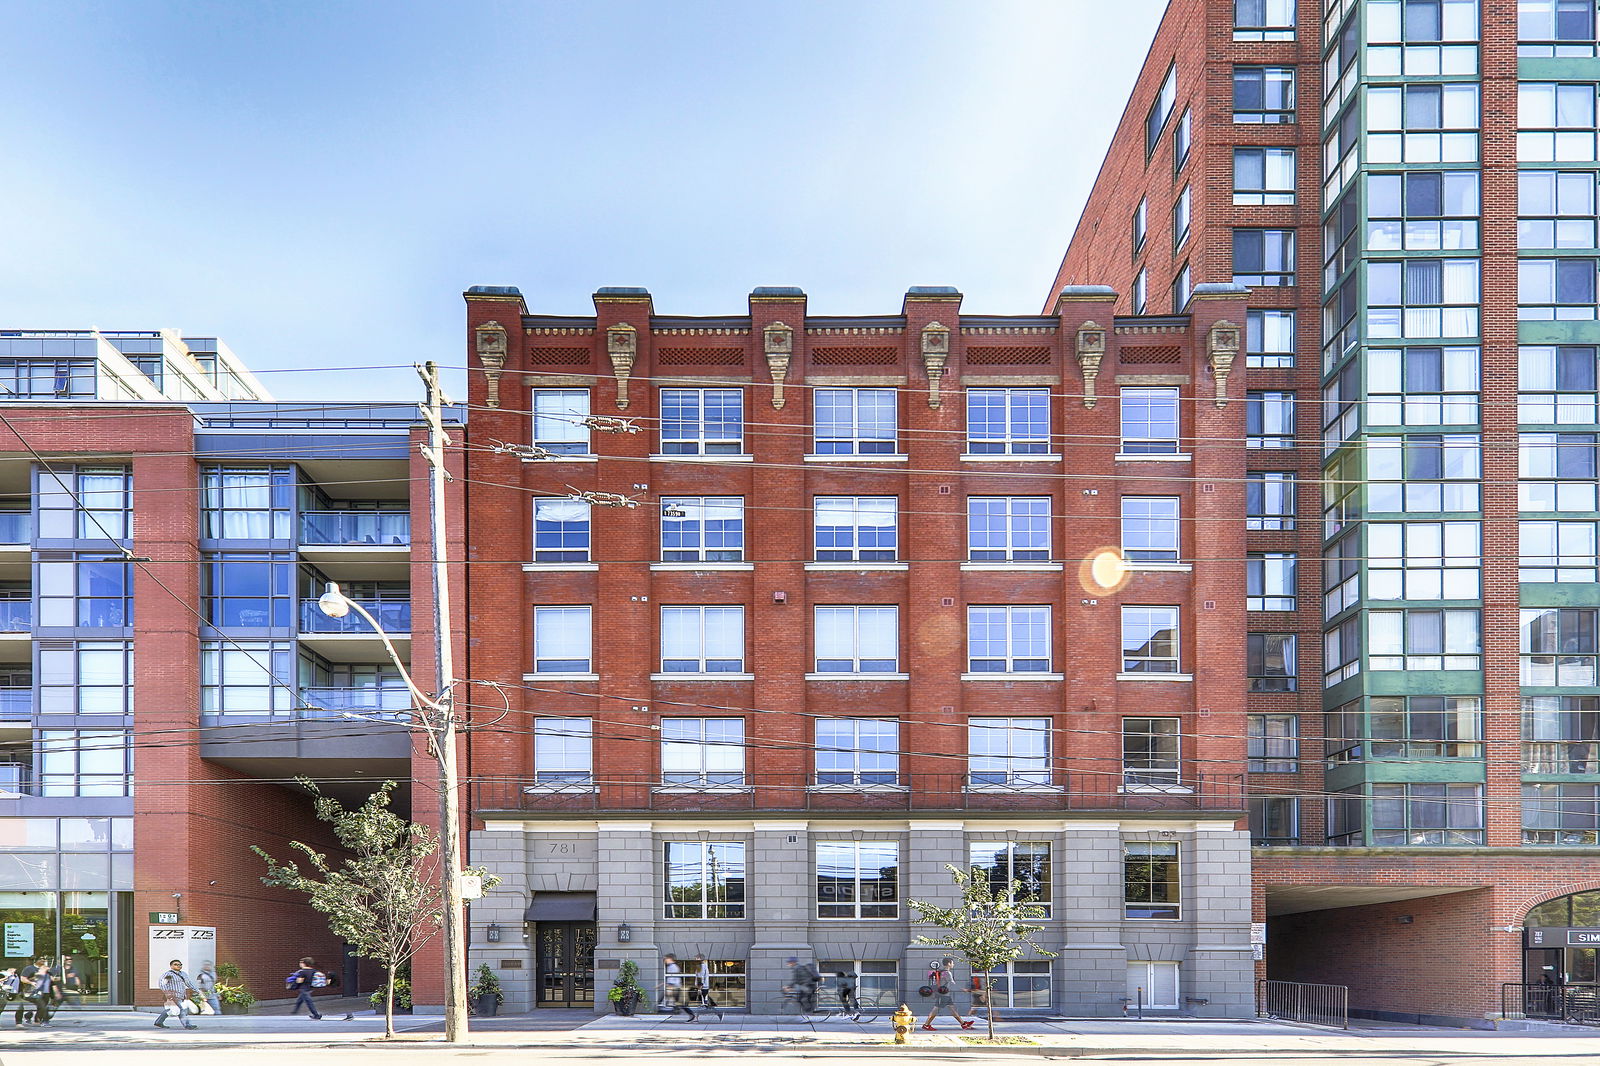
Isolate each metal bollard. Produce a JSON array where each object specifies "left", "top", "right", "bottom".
[{"left": 892, "top": 1003, "right": 914, "bottom": 1044}]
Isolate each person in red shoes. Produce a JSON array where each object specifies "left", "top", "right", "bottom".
[{"left": 921, "top": 958, "right": 975, "bottom": 1031}]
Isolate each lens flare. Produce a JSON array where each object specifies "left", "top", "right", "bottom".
[{"left": 1080, "top": 548, "right": 1131, "bottom": 595}]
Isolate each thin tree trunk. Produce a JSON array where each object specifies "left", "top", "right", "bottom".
[
  {"left": 385, "top": 968, "right": 395, "bottom": 1038},
  {"left": 985, "top": 974, "right": 996, "bottom": 1043}
]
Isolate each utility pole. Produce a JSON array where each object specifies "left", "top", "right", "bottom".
[{"left": 416, "top": 361, "right": 467, "bottom": 1042}]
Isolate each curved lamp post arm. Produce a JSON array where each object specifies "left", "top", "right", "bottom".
[{"left": 317, "top": 582, "right": 446, "bottom": 718}]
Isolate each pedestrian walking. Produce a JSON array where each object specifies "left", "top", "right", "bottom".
[
  {"left": 783, "top": 956, "right": 820, "bottom": 1020},
  {"left": 691, "top": 954, "right": 722, "bottom": 1020},
  {"left": 834, "top": 969, "right": 863, "bottom": 1021},
  {"left": 10, "top": 960, "right": 44, "bottom": 1027},
  {"left": 58, "top": 955, "right": 83, "bottom": 1007},
  {"left": 154, "top": 959, "right": 198, "bottom": 1029},
  {"left": 287, "top": 957, "right": 325, "bottom": 1019},
  {"left": 659, "top": 953, "right": 694, "bottom": 1020},
  {"left": 28, "top": 963, "right": 55, "bottom": 1026},
  {"left": 195, "top": 960, "right": 220, "bottom": 1016},
  {"left": 922, "top": 957, "right": 975, "bottom": 1031},
  {"left": 2, "top": 967, "right": 26, "bottom": 1027}
]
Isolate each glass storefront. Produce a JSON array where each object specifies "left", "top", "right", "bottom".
[{"left": 0, "top": 890, "right": 120, "bottom": 1004}]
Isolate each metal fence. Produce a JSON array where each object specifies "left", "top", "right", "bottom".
[
  {"left": 1256, "top": 979, "right": 1349, "bottom": 1029},
  {"left": 1503, "top": 983, "right": 1600, "bottom": 1026}
]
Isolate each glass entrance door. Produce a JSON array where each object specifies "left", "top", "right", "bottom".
[{"left": 534, "top": 922, "right": 595, "bottom": 1008}]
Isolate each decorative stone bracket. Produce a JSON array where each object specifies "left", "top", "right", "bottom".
[
  {"left": 606, "top": 323, "right": 638, "bottom": 409},
  {"left": 764, "top": 322, "right": 793, "bottom": 409},
  {"left": 1075, "top": 321, "right": 1106, "bottom": 408},
  {"left": 1207, "top": 320, "right": 1241, "bottom": 408},
  {"left": 474, "top": 320, "right": 508, "bottom": 408},
  {"left": 922, "top": 322, "right": 951, "bottom": 409}
]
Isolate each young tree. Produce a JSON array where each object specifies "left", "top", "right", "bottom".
[
  {"left": 252, "top": 778, "right": 496, "bottom": 1037},
  {"left": 907, "top": 863, "right": 1057, "bottom": 1042}
]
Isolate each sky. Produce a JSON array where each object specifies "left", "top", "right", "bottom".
[{"left": 0, "top": 1, "right": 1165, "bottom": 402}]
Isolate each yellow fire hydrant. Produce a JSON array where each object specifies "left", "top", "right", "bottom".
[{"left": 891, "top": 1003, "right": 914, "bottom": 1044}]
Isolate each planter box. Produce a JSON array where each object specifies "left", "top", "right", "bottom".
[
  {"left": 220, "top": 1002, "right": 250, "bottom": 1015},
  {"left": 476, "top": 994, "right": 499, "bottom": 1017}
]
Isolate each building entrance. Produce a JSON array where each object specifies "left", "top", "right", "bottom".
[{"left": 534, "top": 922, "right": 595, "bottom": 1008}]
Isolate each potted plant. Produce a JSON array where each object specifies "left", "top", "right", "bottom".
[
  {"left": 469, "top": 964, "right": 504, "bottom": 1017},
  {"left": 607, "top": 960, "right": 645, "bottom": 1016},
  {"left": 215, "top": 963, "right": 256, "bottom": 1015},
  {"left": 369, "top": 974, "right": 412, "bottom": 1014}
]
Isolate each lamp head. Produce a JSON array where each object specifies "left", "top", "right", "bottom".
[{"left": 318, "top": 582, "right": 351, "bottom": 619}]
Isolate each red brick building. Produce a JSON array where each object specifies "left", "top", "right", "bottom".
[
  {"left": 1053, "top": 0, "right": 1600, "bottom": 1027},
  {"left": 461, "top": 282, "right": 1257, "bottom": 1016}
]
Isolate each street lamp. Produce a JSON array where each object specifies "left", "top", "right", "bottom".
[{"left": 318, "top": 579, "right": 469, "bottom": 1041}]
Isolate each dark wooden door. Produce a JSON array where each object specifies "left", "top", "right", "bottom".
[{"left": 535, "top": 922, "right": 596, "bottom": 1007}]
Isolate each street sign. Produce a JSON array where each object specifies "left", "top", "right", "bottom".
[{"left": 149, "top": 912, "right": 180, "bottom": 924}]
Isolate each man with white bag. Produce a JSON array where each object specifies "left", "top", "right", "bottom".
[{"left": 154, "top": 959, "right": 198, "bottom": 1030}]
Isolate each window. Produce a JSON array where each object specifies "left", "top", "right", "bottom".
[
  {"left": 533, "top": 498, "right": 591, "bottom": 563},
  {"left": 814, "top": 497, "right": 897, "bottom": 562},
  {"left": 1524, "top": 784, "right": 1600, "bottom": 845},
  {"left": 1522, "top": 607, "right": 1599, "bottom": 686},
  {"left": 1324, "top": 616, "right": 1361, "bottom": 684},
  {"left": 1171, "top": 263, "right": 1191, "bottom": 313},
  {"left": 1233, "top": 66, "right": 1295, "bottom": 123},
  {"left": 38, "top": 640, "right": 132, "bottom": 717},
  {"left": 1247, "top": 391, "right": 1295, "bottom": 448},
  {"left": 966, "top": 388, "right": 1050, "bottom": 454},
  {"left": 1520, "top": 258, "right": 1599, "bottom": 320},
  {"left": 1369, "top": 608, "right": 1481, "bottom": 671},
  {"left": 1366, "top": 433, "right": 1481, "bottom": 512},
  {"left": 1122, "top": 606, "right": 1180, "bottom": 673},
  {"left": 0, "top": 359, "right": 95, "bottom": 399},
  {"left": 1368, "top": 84, "right": 1481, "bottom": 164},
  {"left": 531, "top": 389, "right": 591, "bottom": 455},
  {"left": 967, "top": 497, "right": 1051, "bottom": 562},
  {"left": 968, "top": 717, "right": 1050, "bottom": 787},
  {"left": 1519, "top": 346, "right": 1598, "bottom": 425},
  {"left": 1173, "top": 108, "right": 1192, "bottom": 169},
  {"left": 1324, "top": 535, "right": 1361, "bottom": 619},
  {"left": 1248, "top": 633, "right": 1298, "bottom": 692},
  {"left": 1121, "top": 497, "right": 1179, "bottom": 563},
  {"left": 1120, "top": 387, "right": 1180, "bottom": 453},
  {"left": 197, "top": 553, "right": 289, "bottom": 629},
  {"left": 975, "top": 961, "right": 1052, "bottom": 1010},
  {"left": 1145, "top": 64, "right": 1177, "bottom": 156},
  {"left": 1368, "top": 521, "right": 1481, "bottom": 600},
  {"left": 38, "top": 730, "right": 129, "bottom": 797},
  {"left": 966, "top": 606, "right": 1051, "bottom": 673},
  {"left": 1520, "top": 520, "right": 1598, "bottom": 581},
  {"left": 1247, "top": 472, "right": 1296, "bottom": 529},
  {"left": 813, "top": 388, "right": 896, "bottom": 455},
  {"left": 1233, "top": 229, "right": 1296, "bottom": 286},
  {"left": 1127, "top": 962, "right": 1180, "bottom": 1009},
  {"left": 1367, "top": 171, "right": 1480, "bottom": 253},
  {"left": 1249, "top": 796, "right": 1300, "bottom": 845},
  {"left": 1131, "top": 268, "right": 1148, "bottom": 314},
  {"left": 1365, "top": 347, "right": 1481, "bottom": 425},
  {"left": 1171, "top": 187, "right": 1191, "bottom": 248},
  {"left": 1520, "top": 0, "right": 1598, "bottom": 56},
  {"left": 1366, "top": 0, "right": 1480, "bottom": 75},
  {"left": 1234, "top": 0, "right": 1295, "bottom": 39},
  {"left": 1519, "top": 170, "right": 1598, "bottom": 249},
  {"left": 660, "top": 388, "right": 743, "bottom": 454},
  {"left": 661, "top": 497, "right": 744, "bottom": 562},
  {"left": 533, "top": 717, "right": 592, "bottom": 786},
  {"left": 815, "top": 718, "right": 899, "bottom": 786},
  {"left": 1519, "top": 83, "right": 1599, "bottom": 161},
  {"left": 198, "top": 641, "right": 291, "bottom": 721},
  {"left": 816, "top": 840, "right": 898, "bottom": 918},
  {"left": 1325, "top": 101, "right": 1362, "bottom": 199},
  {"left": 661, "top": 717, "right": 745, "bottom": 786},
  {"left": 814, "top": 606, "right": 898, "bottom": 673},
  {"left": 195, "top": 466, "right": 290, "bottom": 543},
  {"left": 1327, "top": 696, "right": 1483, "bottom": 762},
  {"left": 1370, "top": 782, "right": 1485, "bottom": 845},
  {"left": 969, "top": 842, "right": 1051, "bottom": 916},
  {"left": 1519, "top": 432, "right": 1598, "bottom": 511},
  {"left": 1123, "top": 717, "right": 1181, "bottom": 788},
  {"left": 669, "top": 960, "right": 746, "bottom": 1007},
  {"left": 664, "top": 841, "right": 746, "bottom": 918},
  {"left": 533, "top": 606, "right": 592, "bottom": 673},
  {"left": 1522, "top": 695, "right": 1600, "bottom": 775},
  {"left": 1132, "top": 198, "right": 1148, "bottom": 255},
  {"left": 1248, "top": 714, "right": 1298, "bottom": 772},
  {"left": 818, "top": 962, "right": 898, "bottom": 1010},
  {"left": 1234, "top": 148, "right": 1296, "bottom": 205},
  {"left": 1124, "top": 841, "right": 1179, "bottom": 919},
  {"left": 660, "top": 606, "right": 744, "bottom": 673}
]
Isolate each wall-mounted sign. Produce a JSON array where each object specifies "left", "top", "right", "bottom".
[
  {"left": 149, "top": 912, "right": 180, "bottom": 924},
  {"left": 4, "top": 922, "right": 34, "bottom": 958},
  {"left": 1527, "top": 927, "right": 1600, "bottom": 947},
  {"left": 1250, "top": 922, "right": 1267, "bottom": 945}
]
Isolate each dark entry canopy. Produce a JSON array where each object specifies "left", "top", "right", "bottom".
[{"left": 524, "top": 892, "right": 596, "bottom": 922}]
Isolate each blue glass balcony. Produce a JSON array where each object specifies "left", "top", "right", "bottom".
[
  {"left": 0, "top": 602, "right": 32, "bottom": 633},
  {"left": 0, "top": 688, "right": 30, "bottom": 721},
  {"left": 299, "top": 598, "right": 411, "bottom": 634},
  {"left": 299, "top": 511, "right": 410, "bottom": 546},
  {"left": 0, "top": 513, "right": 29, "bottom": 544},
  {"left": 300, "top": 686, "right": 413, "bottom": 720},
  {"left": 0, "top": 762, "right": 30, "bottom": 796}
]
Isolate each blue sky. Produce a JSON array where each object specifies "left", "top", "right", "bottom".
[{"left": 0, "top": 1, "right": 1163, "bottom": 401}]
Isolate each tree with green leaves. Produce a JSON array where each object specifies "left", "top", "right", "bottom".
[
  {"left": 252, "top": 778, "right": 496, "bottom": 1037},
  {"left": 907, "top": 863, "right": 1057, "bottom": 1043}
]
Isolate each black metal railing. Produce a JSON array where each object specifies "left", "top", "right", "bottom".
[
  {"left": 474, "top": 772, "right": 1245, "bottom": 815},
  {"left": 1257, "top": 979, "right": 1349, "bottom": 1029},
  {"left": 1503, "top": 983, "right": 1600, "bottom": 1025}
]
